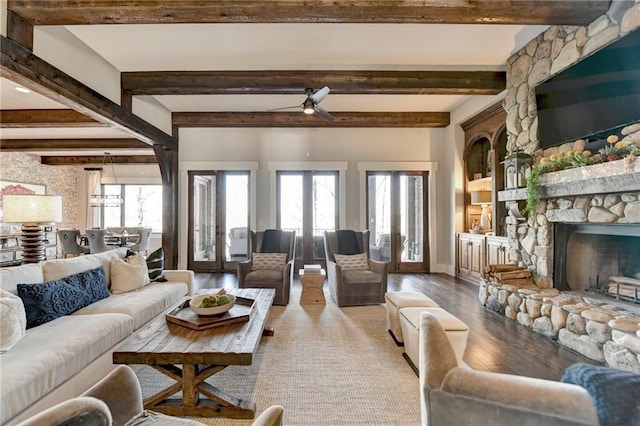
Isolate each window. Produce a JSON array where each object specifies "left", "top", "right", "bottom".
[{"left": 103, "top": 184, "right": 163, "bottom": 232}]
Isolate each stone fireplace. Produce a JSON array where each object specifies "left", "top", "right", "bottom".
[{"left": 479, "top": 2, "right": 640, "bottom": 372}]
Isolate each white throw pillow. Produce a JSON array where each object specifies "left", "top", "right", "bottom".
[
  {"left": 251, "top": 253, "right": 288, "bottom": 271},
  {"left": 110, "top": 255, "right": 150, "bottom": 294},
  {"left": 334, "top": 253, "right": 369, "bottom": 270},
  {"left": 0, "top": 289, "right": 27, "bottom": 353}
]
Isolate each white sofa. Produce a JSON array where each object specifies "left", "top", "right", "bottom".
[{"left": 0, "top": 248, "right": 193, "bottom": 425}]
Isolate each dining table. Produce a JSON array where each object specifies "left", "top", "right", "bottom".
[{"left": 106, "top": 232, "right": 139, "bottom": 247}]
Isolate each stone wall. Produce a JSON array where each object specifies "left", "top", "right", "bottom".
[
  {"left": 0, "top": 152, "right": 80, "bottom": 230},
  {"left": 503, "top": 1, "right": 640, "bottom": 285}
]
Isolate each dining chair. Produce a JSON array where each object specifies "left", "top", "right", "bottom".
[
  {"left": 85, "top": 229, "right": 113, "bottom": 254},
  {"left": 57, "top": 229, "right": 90, "bottom": 258},
  {"left": 128, "top": 227, "right": 152, "bottom": 256}
]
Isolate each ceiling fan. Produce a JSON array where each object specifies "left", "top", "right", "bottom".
[{"left": 269, "top": 86, "right": 335, "bottom": 121}]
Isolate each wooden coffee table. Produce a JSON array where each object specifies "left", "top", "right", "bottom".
[{"left": 113, "top": 288, "right": 275, "bottom": 419}]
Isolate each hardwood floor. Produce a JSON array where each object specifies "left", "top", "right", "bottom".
[{"left": 193, "top": 272, "right": 594, "bottom": 381}]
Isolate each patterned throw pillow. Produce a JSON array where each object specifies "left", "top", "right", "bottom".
[
  {"left": 252, "top": 252, "right": 288, "bottom": 271},
  {"left": 334, "top": 253, "right": 369, "bottom": 270},
  {"left": 17, "top": 266, "right": 109, "bottom": 328},
  {"left": 146, "top": 248, "right": 167, "bottom": 282}
]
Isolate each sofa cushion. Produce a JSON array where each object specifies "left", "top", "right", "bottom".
[
  {"left": 17, "top": 266, "right": 110, "bottom": 328},
  {"left": 110, "top": 255, "right": 150, "bottom": 294},
  {"left": 0, "top": 263, "right": 44, "bottom": 296},
  {"left": 335, "top": 253, "right": 368, "bottom": 271},
  {"left": 0, "top": 289, "right": 27, "bottom": 353},
  {"left": 246, "top": 269, "right": 283, "bottom": 284},
  {"left": 0, "top": 313, "right": 134, "bottom": 425},
  {"left": 42, "top": 248, "right": 127, "bottom": 287},
  {"left": 252, "top": 253, "right": 287, "bottom": 271},
  {"left": 72, "top": 282, "right": 188, "bottom": 329},
  {"left": 343, "top": 269, "right": 381, "bottom": 284}
]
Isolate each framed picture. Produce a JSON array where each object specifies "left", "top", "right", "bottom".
[{"left": 0, "top": 181, "right": 46, "bottom": 223}]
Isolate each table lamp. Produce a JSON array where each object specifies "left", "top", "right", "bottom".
[
  {"left": 470, "top": 191, "right": 492, "bottom": 232},
  {"left": 3, "top": 194, "right": 62, "bottom": 263}
]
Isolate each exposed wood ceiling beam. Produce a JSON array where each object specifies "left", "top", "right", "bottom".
[
  {"left": 40, "top": 155, "right": 158, "bottom": 165},
  {"left": 7, "top": 0, "right": 610, "bottom": 25},
  {"left": 122, "top": 70, "right": 505, "bottom": 96},
  {"left": 1, "top": 35, "right": 177, "bottom": 150},
  {"left": 173, "top": 111, "right": 450, "bottom": 128},
  {"left": 0, "top": 109, "right": 104, "bottom": 128},
  {"left": 0, "top": 138, "right": 151, "bottom": 151}
]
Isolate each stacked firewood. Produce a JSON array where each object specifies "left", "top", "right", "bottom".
[
  {"left": 608, "top": 276, "right": 640, "bottom": 300},
  {"left": 482, "top": 264, "right": 534, "bottom": 286}
]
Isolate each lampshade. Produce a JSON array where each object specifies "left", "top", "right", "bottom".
[
  {"left": 470, "top": 191, "right": 491, "bottom": 205},
  {"left": 3, "top": 195, "right": 62, "bottom": 224}
]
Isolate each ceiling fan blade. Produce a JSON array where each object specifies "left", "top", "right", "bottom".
[
  {"left": 267, "top": 104, "right": 301, "bottom": 112},
  {"left": 310, "top": 86, "right": 331, "bottom": 104},
  {"left": 315, "top": 105, "right": 335, "bottom": 121}
]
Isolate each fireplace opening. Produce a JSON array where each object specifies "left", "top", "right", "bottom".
[{"left": 554, "top": 223, "right": 640, "bottom": 301}]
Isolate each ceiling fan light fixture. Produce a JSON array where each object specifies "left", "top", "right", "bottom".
[{"left": 303, "top": 98, "right": 315, "bottom": 114}]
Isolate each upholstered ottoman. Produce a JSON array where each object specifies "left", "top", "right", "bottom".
[
  {"left": 385, "top": 292, "right": 439, "bottom": 345},
  {"left": 399, "top": 307, "right": 468, "bottom": 369}
]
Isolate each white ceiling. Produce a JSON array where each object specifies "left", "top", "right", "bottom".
[{"left": 2, "top": 23, "right": 549, "bottom": 154}]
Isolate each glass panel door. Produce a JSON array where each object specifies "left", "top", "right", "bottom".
[
  {"left": 224, "top": 173, "right": 250, "bottom": 262},
  {"left": 188, "top": 172, "right": 218, "bottom": 271},
  {"left": 277, "top": 171, "right": 338, "bottom": 272},
  {"left": 367, "top": 171, "right": 429, "bottom": 272},
  {"left": 188, "top": 171, "right": 250, "bottom": 272}
]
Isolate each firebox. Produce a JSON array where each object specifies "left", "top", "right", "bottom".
[{"left": 554, "top": 223, "right": 640, "bottom": 299}]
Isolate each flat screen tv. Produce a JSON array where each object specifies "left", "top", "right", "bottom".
[{"left": 535, "top": 28, "right": 640, "bottom": 149}]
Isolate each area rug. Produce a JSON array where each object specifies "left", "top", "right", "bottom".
[{"left": 135, "top": 288, "right": 420, "bottom": 425}]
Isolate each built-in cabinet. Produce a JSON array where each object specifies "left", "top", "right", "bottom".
[
  {"left": 456, "top": 233, "right": 509, "bottom": 284},
  {"left": 456, "top": 233, "right": 485, "bottom": 281},
  {"left": 460, "top": 101, "right": 508, "bottom": 236},
  {"left": 485, "top": 235, "right": 509, "bottom": 266}
]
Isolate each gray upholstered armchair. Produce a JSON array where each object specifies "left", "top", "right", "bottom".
[
  {"left": 237, "top": 230, "right": 296, "bottom": 305},
  {"left": 418, "top": 313, "right": 598, "bottom": 426},
  {"left": 323, "top": 230, "right": 388, "bottom": 307}
]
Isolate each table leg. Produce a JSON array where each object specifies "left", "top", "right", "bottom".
[{"left": 143, "top": 363, "right": 256, "bottom": 419}]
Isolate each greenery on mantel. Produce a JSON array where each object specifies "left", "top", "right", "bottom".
[{"left": 524, "top": 136, "right": 640, "bottom": 217}]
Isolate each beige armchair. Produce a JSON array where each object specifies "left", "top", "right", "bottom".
[
  {"left": 16, "top": 365, "right": 284, "bottom": 426},
  {"left": 237, "top": 230, "right": 296, "bottom": 305},
  {"left": 418, "top": 312, "right": 598, "bottom": 426},
  {"left": 323, "top": 230, "right": 388, "bottom": 307}
]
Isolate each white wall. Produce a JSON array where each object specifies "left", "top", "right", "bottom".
[{"left": 178, "top": 127, "right": 444, "bottom": 269}]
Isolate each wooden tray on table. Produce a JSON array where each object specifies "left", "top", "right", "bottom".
[{"left": 166, "top": 295, "right": 255, "bottom": 331}]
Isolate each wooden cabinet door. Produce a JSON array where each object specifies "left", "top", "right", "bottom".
[
  {"left": 486, "top": 236, "right": 508, "bottom": 266},
  {"left": 457, "top": 234, "right": 471, "bottom": 273},
  {"left": 469, "top": 238, "right": 483, "bottom": 275}
]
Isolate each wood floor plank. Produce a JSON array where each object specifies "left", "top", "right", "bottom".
[{"left": 193, "top": 272, "right": 594, "bottom": 381}]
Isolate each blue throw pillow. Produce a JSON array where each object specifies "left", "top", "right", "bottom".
[
  {"left": 17, "top": 266, "right": 109, "bottom": 328},
  {"left": 562, "top": 363, "right": 640, "bottom": 426}
]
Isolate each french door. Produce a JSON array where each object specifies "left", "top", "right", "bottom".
[
  {"left": 277, "top": 171, "right": 339, "bottom": 272},
  {"left": 367, "top": 171, "right": 429, "bottom": 273},
  {"left": 187, "top": 171, "right": 249, "bottom": 272}
]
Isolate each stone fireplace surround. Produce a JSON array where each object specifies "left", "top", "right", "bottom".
[{"left": 479, "top": 1, "right": 640, "bottom": 372}]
